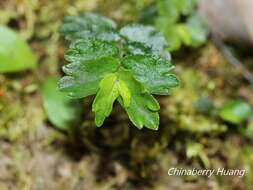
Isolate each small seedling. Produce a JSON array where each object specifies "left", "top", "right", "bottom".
[{"left": 58, "top": 13, "right": 179, "bottom": 130}]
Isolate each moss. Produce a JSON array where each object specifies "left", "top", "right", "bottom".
[{"left": 0, "top": 0, "right": 253, "bottom": 189}]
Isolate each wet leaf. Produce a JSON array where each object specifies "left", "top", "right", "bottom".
[
  {"left": 59, "top": 14, "right": 178, "bottom": 129},
  {"left": 58, "top": 39, "right": 120, "bottom": 99},
  {"left": 122, "top": 55, "right": 178, "bottom": 94},
  {"left": 59, "top": 13, "right": 120, "bottom": 41},
  {"left": 120, "top": 24, "right": 171, "bottom": 61}
]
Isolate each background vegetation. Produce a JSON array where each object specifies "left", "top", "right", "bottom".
[{"left": 0, "top": 0, "right": 253, "bottom": 189}]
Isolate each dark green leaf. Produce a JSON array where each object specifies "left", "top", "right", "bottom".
[
  {"left": 58, "top": 57, "right": 120, "bottom": 98},
  {"left": 122, "top": 55, "right": 179, "bottom": 95},
  {"left": 59, "top": 39, "right": 120, "bottom": 98},
  {"left": 120, "top": 25, "right": 171, "bottom": 60},
  {"left": 219, "top": 100, "right": 252, "bottom": 125},
  {"left": 41, "top": 77, "right": 82, "bottom": 130},
  {"left": 0, "top": 26, "right": 36, "bottom": 73},
  {"left": 64, "top": 39, "right": 119, "bottom": 62},
  {"left": 59, "top": 13, "right": 120, "bottom": 41}
]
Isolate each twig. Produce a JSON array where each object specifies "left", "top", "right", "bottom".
[{"left": 212, "top": 35, "right": 253, "bottom": 85}]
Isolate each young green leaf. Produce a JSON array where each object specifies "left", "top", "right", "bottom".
[
  {"left": 91, "top": 73, "right": 131, "bottom": 127},
  {"left": 118, "top": 70, "right": 160, "bottom": 130},
  {"left": 117, "top": 79, "right": 131, "bottom": 107},
  {"left": 0, "top": 26, "right": 37, "bottom": 73},
  {"left": 92, "top": 74, "right": 120, "bottom": 127},
  {"left": 41, "top": 77, "right": 82, "bottom": 130}
]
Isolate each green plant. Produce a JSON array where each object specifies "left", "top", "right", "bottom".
[
  {"left": 58, "top": 13, "right": 179, "bottom": 130},
  {"left": 141, "top": 0, "right": 208, "bottom": 51}
]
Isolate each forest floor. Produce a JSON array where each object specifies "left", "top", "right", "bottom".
[{"left": 1, "top": 0, "right": 253, "bottom": 189}]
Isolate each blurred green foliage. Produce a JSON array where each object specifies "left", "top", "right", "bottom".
[
  {"left": 0, "top": 26, "right": 36, "bottom": 73},
  {"left": 140, "top": 0, "right": 208, "bottom": 51},
  {"left": 194, "top": 96, "right": 215, "bottom": 114},
  {"left": 165, "top": 68, "right": 227, "bottom": 134},
  {"left": 219, "top": 100, "right": 252, "bottom": 125},
  {"left": 41, "top": 77, "right": 82, "bottom": 130}
]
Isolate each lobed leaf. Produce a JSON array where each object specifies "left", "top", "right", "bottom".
[
  {"left": 122, "top": 55, "right": 179, "bottom": 95},
  {"left": 58, "top": 57, "right": 120, "bottom": 98},
  {"left": 59, "top": 13, "right": 120, "bottom": 41},
  {"left": 64, "top": 39, "right": 119, "bottom": 62},
  {"left": 118, "top": 70, "right": 160, "bottom": 130},
  {"left": 92, "top": 74, "right": 120, "bottom": 127},
  {"left": 59, "top": 39, "right": 120, "bottom": 98},
  {"left": 92, "top": 72, "right": 132, "bottom": 127},
  {"left": 120, "top": 24, "right": 171, "bottom": 61}
]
